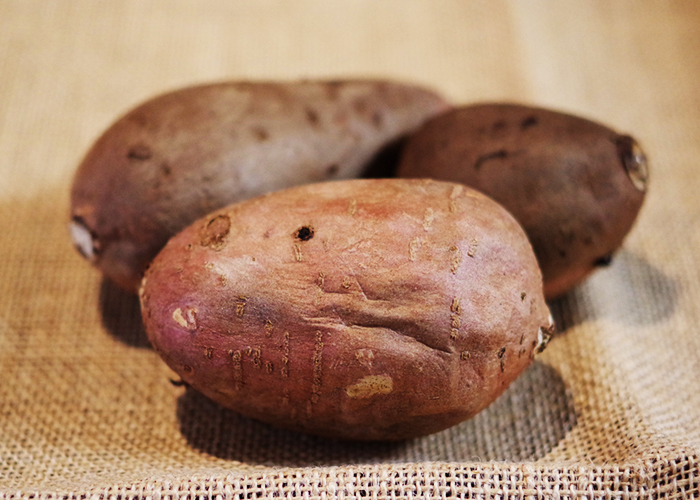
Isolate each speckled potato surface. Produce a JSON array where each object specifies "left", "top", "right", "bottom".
[
  {"left": 70, "top": 80, "right": 450, "bottom": 292},
  {"left": 139, "top": 179, "right": 553, "bottom": 441},
  {"left": 397, "top": 103, "right": 649, "bottom": 299}
]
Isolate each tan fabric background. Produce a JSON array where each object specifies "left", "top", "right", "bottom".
[{"left": 1, "top": 1, "right": 699, "bottom": 497}]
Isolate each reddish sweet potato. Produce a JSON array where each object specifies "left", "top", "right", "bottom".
[
  {"left": 397, "top": 103, "right": 649, "bottom": 299},
  {"left": 139, "top": 179, "right": 552, "bottom": 441},
  {"left": 70, "top": 80, "right": 450, "bottom": 291}
]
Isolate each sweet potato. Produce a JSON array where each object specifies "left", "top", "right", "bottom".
[
  {"left": 70, "top": 80, "right": 450, "bottom": 291},
  {"left": 397, "top": 103, "right": 649, "bottom": 299},
  {"left": 139, "top": 178, "right": 553, "bottom": 440}
]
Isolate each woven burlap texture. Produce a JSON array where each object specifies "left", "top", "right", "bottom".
[{"left": 1, "top": 1, "right": 699, "bottom": 498}]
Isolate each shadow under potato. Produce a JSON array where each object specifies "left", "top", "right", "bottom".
[
  {"left": 548, "top": 249, "right": 679, "bottom": 333},
  {"left": 99, "top": 278, "right": 151, "bottom": 348},
  {"left": 177, "top": 360, "right": 575, "bottom": 466}
]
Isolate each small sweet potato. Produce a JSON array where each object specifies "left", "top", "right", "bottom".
[
  {"left": 397, "top": 103, "right": 649, "bottom": 299},
  {"left": 139, "top": 179, "right": 553, "bottom": 441},
  {"left": 70, "top": 80, "right": 450, "bottom": 291}
]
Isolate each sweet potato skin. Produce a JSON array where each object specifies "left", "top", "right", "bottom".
[
  {"left": 397, "top": 104, "right": 648, "bottom": 299},
  {"left": 139, "top": 179, "right": 552, "bottom": 441},
  {"left": 70, "top": 80, "right": 450, "bottom": 291}
]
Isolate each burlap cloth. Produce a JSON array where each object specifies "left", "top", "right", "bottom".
[{"left": 1, "top": 1, "right": 698, "bottom": 498}]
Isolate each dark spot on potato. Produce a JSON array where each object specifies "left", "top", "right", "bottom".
[
  {"left": 324, "top": 81, "right": 344, "bottom": 99},
  {"left": 521, "top": 292, "right": 527, "bottom": 301},
  {"left": 305, "top": 107, "right": 320, "bottom": 126},
  {"left": 492, "top": 120, "right": 507, "bottom": 132},
  {"left": 521, "top": 115, "right": 539, "bottom": 129},
  {"left": 252, "top": 127, "right": 270, "bottom": 141},
  {"left": 200, "top": 215, "right": 231, "bottom": 250},
  {"left": 326, "top": 164, "right": 339, "bottom": 177},
  {"left": 615, "top": 135, "right": 649, "bottom": 192},
  {"left": 182, "top": 365, "right": 193, "bottom": 374},
  {"left": 160, "top": 163, "right": 172, "bottom": 176},
  {"left": 372, "top": 111, "right": 384, "bottom": 128},
  {"left": 353, "top": 98, "right": 369, "bottom": 114},
  {"left": 498, "top": 347, "right": 506, "bottom": 358},
  {"left": 474, "top": 149, "right": 509, "bottom": 170},
  {"left": 294, "top": 226, "right": 314, "bottom": 241},
  {"left": 594, "top": 254, "right": 614, "bottom": 267},
  {"left": 127, "top": 144, "right": 152, "bottom": 160}
]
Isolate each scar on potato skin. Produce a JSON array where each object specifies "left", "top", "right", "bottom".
[
  {"left": 310, "top": 331, "right": 324, "bottom": 404},
  {"left": 293, "top": 243, "right": 303, "bottom": 261},
  {"left": 229, "top": 350, "right": 243, "bottom": 390},
  {"left": 467, "top": 238, "right": 479, "bottom": 257},
  {"left": 200, "top": 215, "right": 231, "bottom": 249},
  {"left": 422, "top": 208, "right": 435, "bottom": 230},
  {"left": 409, "top": 237, "right": 421, "bottom": 261},
  {"left": 281, "top": 331, "right": 290, "bottom": 377},
  {"left": 449, "top": 245, "right": 462, "bottom": 274},
  {"left": 346, "top": 375, "right": 393, "bottom": 398},
  {"left": 236, "top": 295, "right": 248, "bottom": 318},
  {"left": 172, "top": 307, "right": 197, "bottom": 330}
]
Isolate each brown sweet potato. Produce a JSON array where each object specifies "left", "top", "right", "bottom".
[
  {"left": 397, "top": 103, "right": 649, "bottom": 299},
  {"left": 139, "top": 179, "right": 553, "bottom": 441},
  {"left": 70, "top": 80, "right": 450, "bottom": 291}
]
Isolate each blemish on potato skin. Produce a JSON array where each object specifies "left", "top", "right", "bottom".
[
  {"left": 294, "top": 226, "right": 314, "bottom": 241},
  {"left": 348, "top": 199, "right": 357, "bottom": 216},
  {"left": 310, "top": 331, "right": 324, "bottom": 404},
  {"left": 449, "top": 245, "right": 463, "bottom": 274},
  {"left": 251, "top": 346, "right": 262, "bottom": 369},
  {"left": 200, "top": 215, "right": 231, "bottom": 250},
  {"left": 230, "top": 350, "right": 243, "bottom": 390},
  {"left": 305, "top": 107, "right": 320, "bottom": 126},
  {"left": 236, "top": 296, "right": 247, "bottom": 318},
  {"left": 474, "top": 149, "right": 508, "bottom": 170},
  {"left": 345, "top": 374, "right": 393, "bottom": 398},
  {"left": 467, "top": 238, "right": 479, "bottom": 258},
  {"left": 326, "top": 164, "right": 339, "bottom": 177},
  {"left": 172, "top": 307, "right": 197, "bottom": 331},
  {"left": 252, "top": 126, "right": 269, "bottom": 141},
  {"left": 317, "top": 272, "right": 326, "bottom": 289},
  {"left": 292, "top": 243, "right": 303, "bottom": 262},
  {"left": 127, "top": 144, "right": 152, "bottom": 160},
  {"left": 281, "top": 331, "right": 290, "bottom": 377},
  {"left": 409, "top": 237, "right": 421, "bottom": 261},
  {"left": 264, "top": 320, "right": 273, "bottom": 337},
  {"left": 422, "top": 208, "right": 435, "bottom": 230},
  {"left": 205, "top": 347, "right": 214, "bottom": 359},
  {"left": 460, "top": 351, "right": 471, "bottom": 360},
  {"left": 520, "top": 115, "right": 539, "bottom": 129}
]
